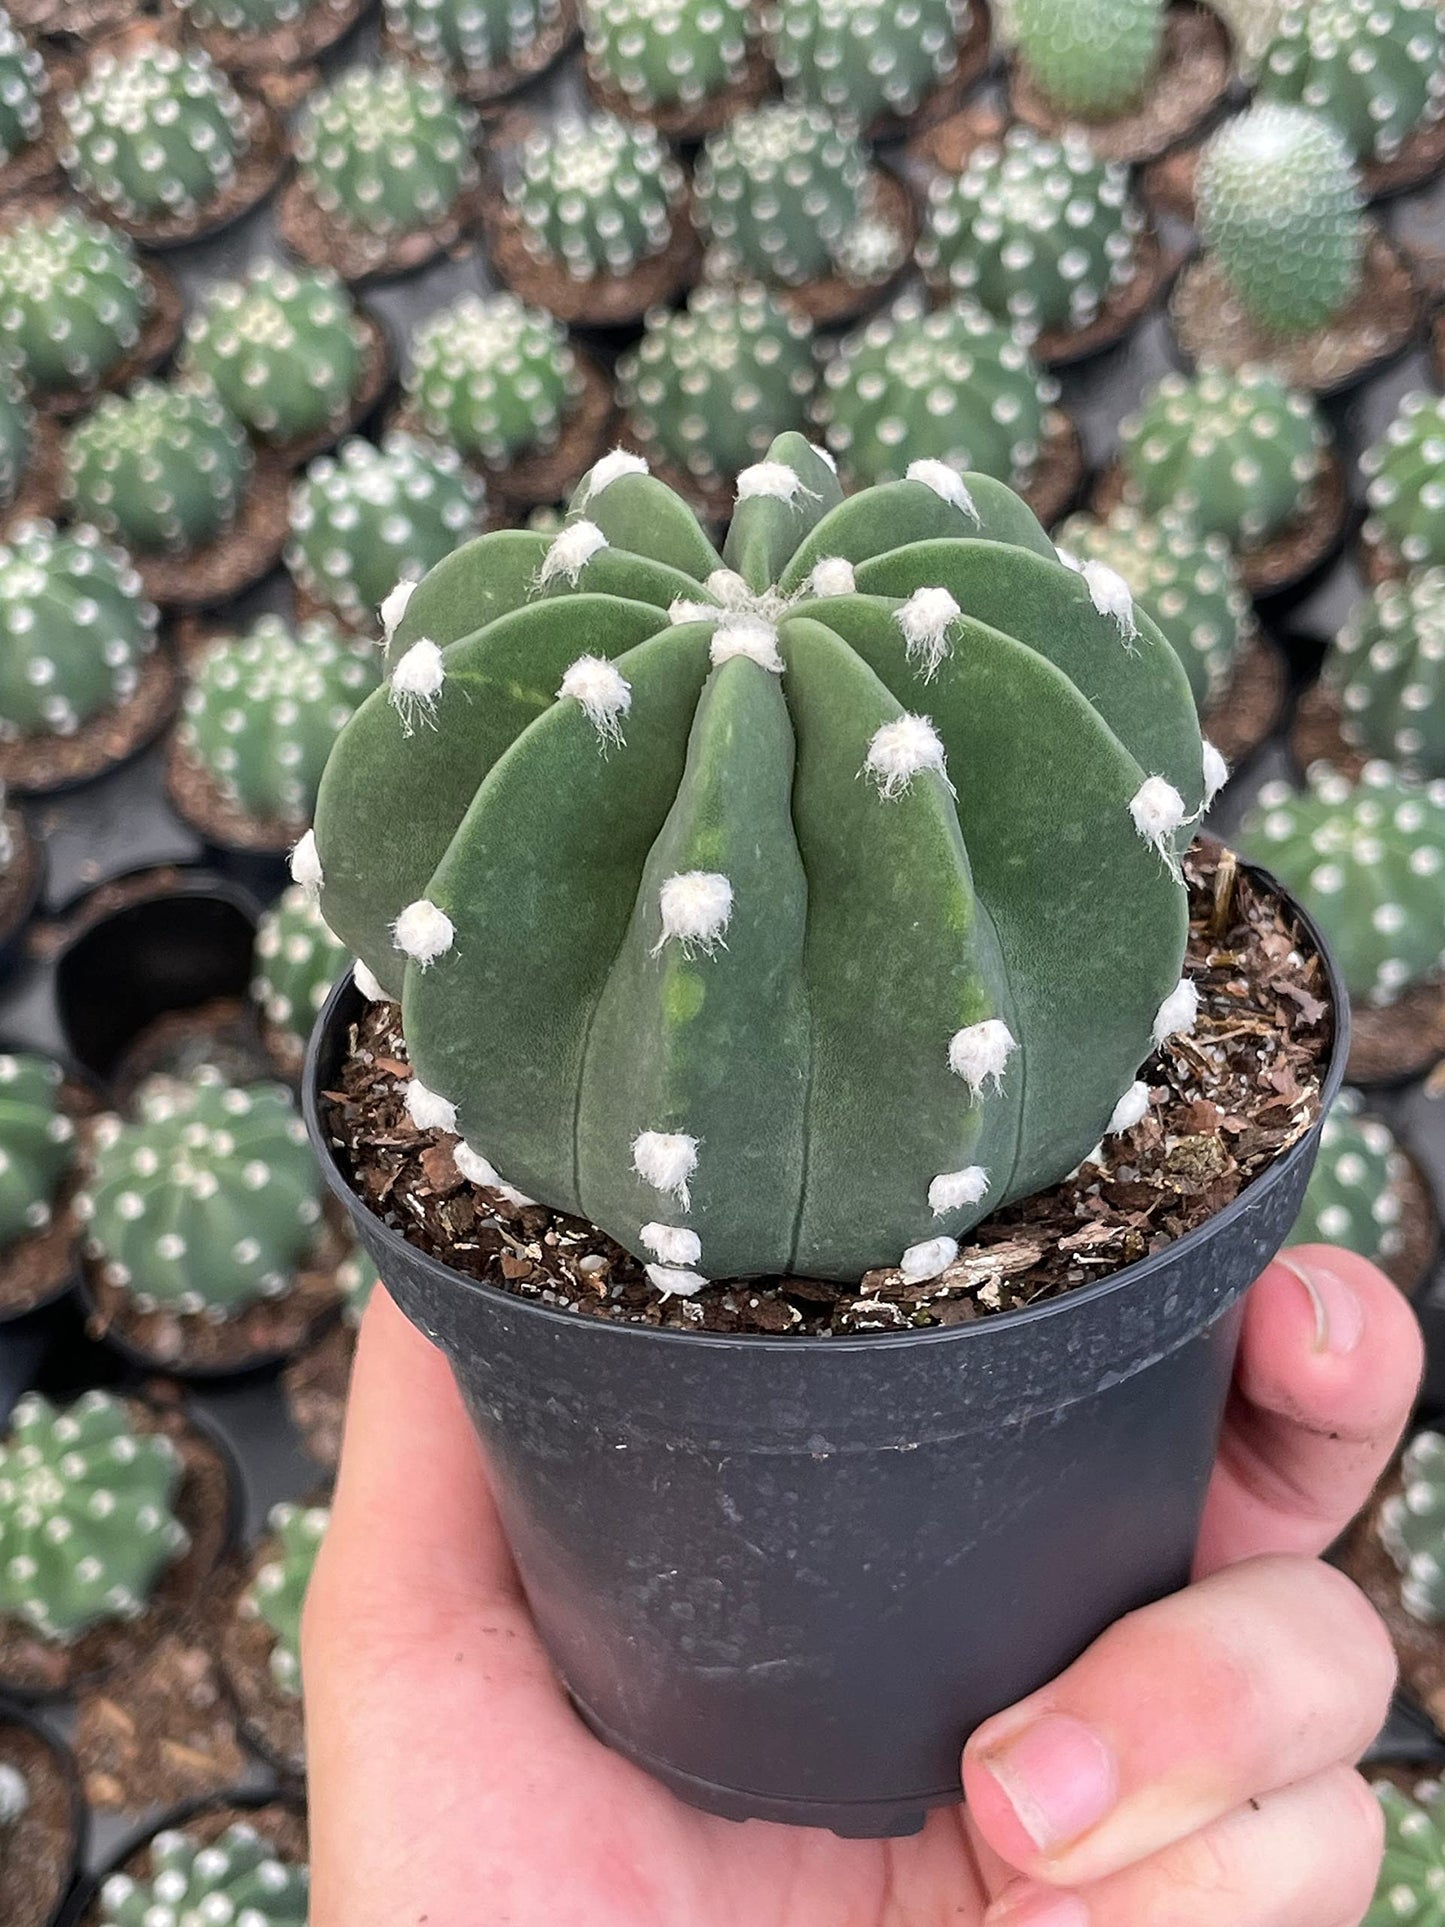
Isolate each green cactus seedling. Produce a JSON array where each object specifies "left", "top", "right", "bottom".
[
  {"left": 64, "top": 379, "right": 252, "bottom": 558},
  {"left": 768, "top": 0, "right": 969, "bottom": 128},
  {"left": 0, "top": 14, "right": 44, "bottom": 165},
  {"left": 247, "top": 1500, "right": 327, "bottom": 1696},
  {"left": 583, "top": 0, "right": 755, "bottom": 113},
  {"left": 1010, "top": 0, "right": 1166, "bottom": 119},
  {"left": 295, "top": 63, "right": 480, "bottom": 239},
  {"left": 1362, "top": 392, "right": 1445, "bottom": 572},
  {"left": 0, "top": 1052, "right": 74, "bottom": 1251},
  {"left": 403, "top": 294, "right": 584, "bottom": 469},
  {"left": 1326, "top": 571, "right": 1445, "bottom": 781},
  {"left": 1367, "top": 1775, "right": 1445, "bottom": 1925},
  {"left": 1258, "top": 0, "right": 1445, "bottom": 165},
  {"left": 385, "top": 0, "right": 566, "bottom": 79},
  {"left": 506, "top": 113, "right": 685, "bottom": 283},
  {"left": 1379, "top": 1430, "right": 1445, "bottom": 1625},
  {"left": 0, "top": 210, "right": 153, "bottom": 398},
  {"left": 253, "top": 884, "right": 351, "bottom": 1057},
  {"left": 0, "top": 1390, "right": 187, "bottom": 1641},
  {"left": 1288, "top": 1088, "right": 1410, "bottom": 1264},
  {"left": 99, "top": 1824, "right": 309, "bottom": 1927}
]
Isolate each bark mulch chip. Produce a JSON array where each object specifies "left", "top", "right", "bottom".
[
  {"left": 73, "top": 1627, "right": 247, "bottom": 1814},
  {"left": 0, "top": 1716, "right": 81, "bottom": 1927},
  {"left": 0, "top": 1075, "right": 101, "bottom": 1323},
  {"left": 0, "top": 650, "right": 179, "bottom": 799}
]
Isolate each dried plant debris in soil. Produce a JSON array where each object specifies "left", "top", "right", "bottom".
[
  {"left": 74, "top": 1627, "right": 246, "bottom": 1812},
  {"left": 323, "top": 843, "right": 1331, "bottom": 1336}
]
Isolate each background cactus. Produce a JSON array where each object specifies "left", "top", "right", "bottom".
[
  {"left": 0, "top": 1390, "right": 187, "bottom": 1641},
  {"left": 0, "top": 522, "right": 158, "bottom": 743},
  {"left": 385, "top": 0, "right": 565, "bottom": 76},
  {"left": 99, "top": 1824, "right": 309, "bottom": 1927},
  {"left": 338, "top": 1246, "right": 376, "bottom": 1323},
  {"left": 0, "top": 1052, "right": 75, "bottom": 1250},
  {"left": 1257, "top": 0, "right": 1445, "bottom": 164},
  {"left": 403, "top": 293, "right": 583, "bottom": 470},
  {"left": 618, "top": 284, "right": 818, "bottom": 489},
  {"left": 1010, "top": 0, "right": 1166, "bottom": 118},
  {"left": 0, "top": 211, "right": 153, "bottom": 398},
  {"left": 311, "top": 431, "right": 1207, "bottom": 1284},
  {"left": 1117, "top": 365, "right": 1329, "bottom": 551},
  {"left": 819, "top": 297, "right": 1057, "bottom": 491},
  {"left": 177, "top": 617, "right": 380, "bottom": 826},
  {"left": 1362, "top": 392, "right": 1445, "bottom": 571},
  {"left": 294, "top": 62, "right": 479, "bottom": 239},
  {"left": 64, "top": 379, "right": 253, "bottom": 558},
  {"left": 179, "top": 0, "right": 316, "bottom": 33},
  {"left": 1367, "top": 1776, "right": 1445, "bottom": 1925},
  {"left": 59, "top": 44, "right": 250, "bottom": 225},
  {"left": 0, "top": 356, "right": 28, "bottom": 509},
  {"left": 287, "top": 433, "right": 485, "bottom": 630},
  {"left": 181, "top": 262, "right": 369, "bottom": 448},
  {"left": 1196, "top": 103, "right": 1366, "bottom": 339},
  {"left": 247, "top": 1500, "right": 327, "bottom": 1696},
  {"left": 582, "top": 0, "right": 755, "bottom": 112},
  {"left": 506, "top": 113, "right": 686, "bottom": 282},
  {"left": 79, "top": 1067, "right": 324, "bottom": 1319},
  {"left": 918, "top": 126, "right": 1144, "bottom": 341},
  {"left": 253, "top": 884, "right": 351, "bottom": 1057},
  {"left": 1288, "top": 1088, "right": 1410, "bottom": 1264},
  {"left": 0, "top": 13, "right": 44, "bottom": 165},
  {"left": 768, "top": 0, "right": 967, "bottom": 128},
  {"left": 1243, "top": 763, "right": 1445, "bottom": 1006},
  {"left": 1325, "top": 570, "right": 1445, "bottom": 780},
  {"left": 1379, "top": 1430, "right": 1445, "bottom": 1623}
]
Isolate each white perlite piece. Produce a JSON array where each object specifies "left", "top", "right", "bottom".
[
  {"left": 539, "top": 520, "right": 608, "bottom": 586},
  {"left": 405, "top": 1078, "right": 457, "bottom": 1134},
  {"left": 1130, "top": 776, "right": 1187, "bottom": 851},
  {"left": 1152, "top": 977, "right": 1199, "bottom": 1046},
  {"left": 1107, "top": 1081, "right": 1151, "bottom": 1136},
  {"left": 389, "top": 637, "right": 446, "bottom": 733},
  {"left": 632, "top": 1130, "right": 698, "bottom": 1207},
  {"left": 379, "top": 576, "right": 416, "bottom": 639},
  {"left": 646, "top": 1263, "right": 708, "bottom": 1298},
  {"left": 579, "top": 448, "right": 649, "bottom": 502},
  {"left": 392, "top": 898, "right": 454, "bottom": 966},
  {"left": 558, "top": 654, "right": 631, "bottom": 746},
  {"left": 736, "top": 461, "right": 808, "bottom": 503},
  {"left": 654, "top": 870, "right": 733, "bottom": 956},
  {"left": 929, "top": 1166, "right": 989, "bottom": 1214},
  {"left": 895, "top": 586, "right": 961, "bottom": 678},
  {"left": 353, "top": 958, "right": 389, "bottom": 1002},
  {"left": 1202, "top": 739, "right": 1230, "bottom": 805},
  {"left": 900, "top": 1235, "right": 958, "bottom": 1283},
  {"left": 710, "top": 616, "right": 783, "bottom": 672},
  {"left": 865, "top": 714, "right": 950, "bottom": 798},
  {"left": 947, "top": 1018, "right": 1017, "bottom": 1094},
  {"left": 641, "top": 1222, "right": 702, "bottom": 1266},
  {"left": 289, "top": 828, "right": 322, "bottom": 894},
  {"left": 808, "top": 556, "right": 856, "bottom": 598},
  {"left": 1081, "top": 560, "right": 1137, "bottom": 640},
  {"left": 906, "top": 459, "right": 979, "bottom": 521},
  {"left": 454, "top": 1141, "right": 534, "bottom": 1207}
]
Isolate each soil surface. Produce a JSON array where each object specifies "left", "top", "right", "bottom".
[
  {"left": 1347, "top": 980, "right": 1445, "bottom": 1090},
  {"left": 0, "top": 1075, "right": 101, "bottom": 1321},
  {"left": 73, "top": 1626, "right": 246, "bottom": 1813},
  {"left": 0, "top": 1718, "right": 79, "bottom": 1927}
]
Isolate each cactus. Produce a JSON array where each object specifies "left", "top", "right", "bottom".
[
  {"left": 1379, "top": 1430, "right": 1445, "bottom": 1624},
  {"left": 0, "top": 1052, "right": 75, "bottom": 1251},
  {"left": 253, "top": 884, "right": 351, "bottom": 1056},
  {"left": 59, "top": 44, "right": 250, "bottom": 225},
  {"left": 819, "top": 298, "right": 1058, "bottom": 491},
  {"left": 287, "top": 433, "right": 485, "bottom": 631},
  {"left": 247, "top": 1500, "right": 326, "bottom": 1697},
  {"left": 0, "top": 211, "right": 153, "bottom": 398},
  {"left": 294, "top": 63, "right": 480, "bottom": 239},
  {"left": 1288, "top": 1088, "right": 1410, "bottom": 1264},
  {"left": 0, "top": 356, "right": 29, "bottom": 509},
  {"left": 918, "top": 126, "right": 1144, "bottom": 341},
  {"left": 1196, "top": 103, "right": 1366, "bottom": 339},
  {"left": 1367, "top": 1776, "right": 1445, "bottom": 1926},
  {"left": 1117, "top": 364, "right": 1329, "bottom": 552},
  {"left": 1362, "top": 392, "right": 1445, "bottom": 571},
  {"left": 403, "top": 294, "right": 583, "bottom": 471},
  {"left": 178, "top": 617, "right": 380, "bottom": 827},
  {"left": 309, "top": 430, "right": 1207, "bottom": 1285},
  {"left": 179, "top": 0, "right": 316, "bottom": 32},
  {"left": 1010, "top": 0, "right": 1166, "bottom": 118},
  {"left": 64, "top": 379, "right": 253, "bottom": 559},
  {"left": 1056, "top": 504, "right": 1250, "bottom": 710},
  {"left": 618, "top": 284, "right": 818, "bottom": 490},
  {"left": 339, "top": 1246, "right": 376, "bottom": 1322},
  {"left": 1326, "top": 571, "right": 1445, "bottom": 781},
  {"left": 1243, "top": 763, "right": 1445, "bottom": 1006},
  {"left": 79, "top": 1066, "right": 324, "bottom": 1319},
  {"left": 99, "top": 1824, "right": 308, "bottom": 1927},
  {"left": 0, "top": 14, "right": 44, "bottom": 165},
  {"left": 181, "top": 262, "right": 369, "bottom": 448},
  {"left": 768, "top": 0, "right": 968, "bottom": 128},
  {"left": 0, "top": 1390, "right": 187, "bottom": 1641},
  {"left": 582, "top": 0, "right": 755, "bottom": 112},
  {"left": 506, "top": 113, "right": 686, "bottom": 282},
  {"left": 1257, "top": 0, "right": 1445, "bottom": 164},
  {"left": 0, "top": 522, "right": 158, "bottom": 743},
  {"left": 385, "top": 0, "right": 565, "bottom": 78}
]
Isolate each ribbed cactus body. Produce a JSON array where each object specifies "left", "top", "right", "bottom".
[
  {"left": 64, "top": 380, "right": 252, "bottom": 557},
  {"left": 0, "top": 522, "right": 158, "bottom": 742},
  {"left": 919, "top": 127, "right": 1142, "bottom": 339},
  {"left": 248, "top": 1500, "right": 326, "bottom": 1696},
  {"left": 100, "top": 1824, "right": 309, "bottom": 1927},
  {"left": 1244, "top": 763, "right": 1445, "bottom": 1006},
  {"left": 288, "top": 433, "right": 486, "bottom": 629},
  {"left": 0, "top": 1391, "right": 186, "bottom": 1641},
  {"left": 312, "top": 432, "right": 1206, "bottom": 1284},
  {"left": 0, "top": 14, "right": 43, "bottom": 164},
  {"left": 1289, "top": 1088, "right": 1408, "bottom": 1263},
  {"left": 0, "top": 1053, "right": 74, "bottom": 1250},
  {"left": 1118, "top": 365, "right": 1328, "bottom": 550},
  {"left": 1259, "top": 0, "right": 1445, "bottom": 163},
  {"left": 769, "top": 0, "right": 966, "bottom": 126},
  {"left": 1327, "top": 571, "right": 1445, "bottom": 780},
  {"left": 180, "top": 0, "right": 310, "bottom": 32},
  {"left": 386, "top": 0, "right": 564, "bottom": 72},
  {"left": 820, "top": 299, "right": 1057, "bottom": 491},
  {"left": 254, "top": 884, "right": 351, "bottom": 1054},
  {"left": 60, "top": 45, "right": 249, "bottom": 223},
  {"left": 583, "top": 0, "right": 754, "bottom": 109},
  {"left": 0, "top": 211, "right": 152, "bottom": 396},
  {"left": 295, "top": 62, "right": 479, "bottom": 237},
  {"left": 1367, "top": 1776, "right": 1445, "bottom": 1926},
  {"left": 1380, "top": 1430, "right": 1445, "bottom": 1624},
  {"left": 1011, "top": 0, "right": 1165, "bottom": 117},
  {"left": 182, "top": 263, "right": 368, "bottom": 447},
  {"left": 1363, "top": 392, "right": 1445, "bottom": 570},
  {"left": 508, "top": 114, "right": 685, "bottom": 281},
  {"left": 1197, "top": 103, "right": 1365, "bottom": 338},
  {"left": 618, "top": 284, "right": 818, "bottom": 487},
  {"left": 81, "top": 1068, "right": 324, "bottom": 1318},
  {"left": 339, "top": 1246, "right": 376, "bottom": 1323},
  {"left": 404, "top": 293, "right": 582, "bottom": 468},
  {"left": 0, "top": 358, "right": 28, "bottom": 508}
]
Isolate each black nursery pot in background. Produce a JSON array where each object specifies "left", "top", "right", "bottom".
[{"left": 305, "top": 868, "right": 1350, "bottom": 1840}]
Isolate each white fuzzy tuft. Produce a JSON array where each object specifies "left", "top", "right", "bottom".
[
  {"left": 579, "top": 449, "right": 648, "bottom": 502},
  {"left": 1129, "top": 776, "right": 1187, "bottom": 851},
  {"left": 808, "top": 556, "right": 856, "bottom": 598},
  {"left": 632, "top": 1130, "right": 699, "bottom": 1207},
  {"left": 1153, "top": 977, "right": 1199, "bottom": 1047},
  {"left": 736, "top": 462, "right": 809, "bottom": 503},
  {"left": 454, "top": 1141, "right": 535, "bottom": 1207},
  {"left": 1202, "top": 739, "right": 1229, "bottom": 804},
  {"left": 558, "top": 654, "right": 631, "bottom": 746},
  {"left": 668, "top": 595, "right": 718, "bottom": 627},
  {"left": 392, "top": 898, "right": 454, "bottom": 966},
  {"left": 353, "top": 959, "right": 389, "bottom": 1002},
  {"left": 705, "top": 568, "right": 751, "bottom": 608},
  {"left": 646, "top": 1263, "right": 708, "bottom": 1298},
  {"left": 1107, "top": 1081, "right": 1151, "bottom": 1136},
  {"left": 406, "top": 1078, "right": 457, "bottom": 1134},
  {"left": 906, "top": 459, "right": 979, "bottom": 521},
  {"left": 929, "top": 1167, "right": 990, "bottom": 1215},
  {"left": 654, "top": 871, "right": 733, "bottom": 956},
  {"left": 1081, "top": 560, "right": 1137, "bottom": 640},
  {"left": 710, "top": 616, "right": 783, "bottom": 672},
  {"left": 895, "top": 586, "right": 961, "bottom": 678},
  {"left": 539, "top": 520, "right": 608, "bottom": 586},
  {"left": 289, "top": 829, "right": 322, "bottom": 894},
  {"left": 379, "top": 576, "right": 416, "bottom": 639},
  {"left": 1055, "top": 545, "right": 1082, "bottom": 574},
  {"left": 864, "top": 714, "right": 951, "bottom": 798},
  {"left": 947, "top": 1018, "right": 1017, "bottom": 1094},
  {"left": 388, "top": 637, "right": 446, "bottom": 733},
  {"left": 641, "top": 1222, "right": 702, "bottom": 1266},
  {"left": 900, "top": 1235, "right": 958, "bottom": 1283}
]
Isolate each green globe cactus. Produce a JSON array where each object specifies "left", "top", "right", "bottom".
[
  {"left": 59, "top": 43, "right": 250, "bottom": 225},
  {"left": 247, "top": 1500, "right": 326, "bottom": 1696},
  {"left": 287, "top": 433, "right": 486, "bottom": 630},
  {"left": 178, "top": 618, "right": 380, "bottom": 827},
  {"left": 1118, "top": 364, "right": 1329, "bottom": 551},
  {"left": 99, "top": 1824, "right": 309, "bottom": 1927},
  {"left": 1196, "top": 103, "right": 1366, "bottom": 339},
  {"left": 308, "top": 430, "right": 1208, "bottom": 1285},
  {"left": 0, "top": 522, "right": 159, "bottom": 743},
  {"left": 918, "top": 126, "right": 1144, "bottom": 341},
  {"left": 1326, "top": 571, "right": 1445, "bottom": 780},
  {"left": 1010, "top": 0, "right": 1165, "bottom": 118},
  {"left": 1258, "top": 0, "right": 1445, "bottom": 164},
  {"left": 618, "top": 284, "right": 818, "bottom": 491},
  {"left": 506, "top": 113, "right": 686, "bottom": 282},
  {"left": 0, "top": 14, "right": 44, "bottom": 165},
  {"left": 403, "top": 294, "right": 584, "bottom": 469},
  {"left": 79, "top": 1067, "right": 324, "bottom": 1319},
  {"left": 0, "top": 211, "right": 153, "bottom": 398},
  {"left": 1056, "top": 504, "right": 1250, "bottom": 710},
  {"left": 768, "top": 0, "right": 968, "bottom": 128},
  {"left": 1288, "top": 1088, "right": 1410, "bottom": 1264},
  {"left": 0, "top": 356, "right": 29, "bottom": 509},
  {"left": 64, "top": 379, "right": 253, "bottom": 558},
  {"left": 178, "top": 0, "right": 316, "bottom": 32},
  {"left": 181, "top": 262, "right": 369, "bottom": 448},
  {"left": 0, "top": 1053, "right": 75, "bottom": 1251},
  {"left": 386, "top": 0, "right": 565, "bottom": 75},
  {"left": 339, "top": 1246, "right": 376, "bottom": 1323},
  {"left": 1379, "top": 1430, "right": 1445, "bottom": 1624},
  {"left": 819, "top": 298, "right": 1058, "bottom": 491},
  {"left": 295, "top": 63, "right": 480, "bottom": 240},
  {"left": 253, "top": 884, "right": 351, "bottom": 1057},
  {"left": 1368, "top": 1776, "right": 1445, "bottom": 1925},
  {"left": 1362, "top": 392, "right": 1445, "bottom": 572},
  {"left": 1243, "top": 763, "right": 1445, "bottom": 1006},
  {"left": 0, "top": 1391, "right": 187, "bottom": 1641},
  {"left": 583, "top": 0, "right": 755, "bottom": 112}
]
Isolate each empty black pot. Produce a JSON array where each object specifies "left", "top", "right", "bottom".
[{"left": 304, "top": 864, "right": 1350, "bottom": 1838}]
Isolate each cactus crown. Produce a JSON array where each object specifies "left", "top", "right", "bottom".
[
  {"left": 0, "top": 521, "right": 158, "bottom": 742},
  {"left": 0, "top": 1053, "right": 75, "bottom": 1251},
  {"left": 403, "top": 292, "right": 582, "bottom": 468},
  {"left": 508, "top": 113, "right": 686, "bottom": 282},
  {"left": 1328, "top": 570, "right": 1445, "bottom": 782},
  {"left": 1118, "top": 363, "right": 1328, "bottom": 550},
  {"left": 100, "top": 1823, "right": 309, "bottom": 1927},
  {"left": 1362, "top": 391, "right": 1445, "bottom": 571},
  {"left": 919, "top": 126, "right": 1143, "bottom": 341},
  {"left": 248, "top": 1500, "right": 326, "bottom": 1696},
  {"left": 583, "top": 0, "right": 755, "bottom": 108},
  {"left": 65, "top": 378, "right": 253, "bottom": 558},
  {"left": 1289, "top": 1087, "right": 1409, "bottom": 1264},
  {"left": 1368, "top": 1774, "right": 1445, "bottom": 1924},
  {"left": 385, "top": 0, "right": 564, "bottom": 73},
  {"left": 820, "top": 297, "right": 1058, "bottom": 492},
  {"left": 79, "top": 1066, "right": 324, "bottom": 1319},
  {"left": 295, "top": 62, "right": 479, "bottom": 238},
  {"left": 182, "top": 262, "right": 368, "bottom": 447},
  {"left": 311, "top": 431, "right": 1206, "bottom": 1286},
  {"left": 618, "top": 283, "right": 818, "bottom": 488},
  {"left": 1380, "top": 1431, "right": 1445, "bottom": 1625},
  {"left": 1245, "top": 763, "right": 1445, "bottom": 1005},
  {"left": 768, "top": 0, "right": 967, "bottom": 126},
  {"left": 1010, "top": 0, "right": 1165, "bottom": 118},
  {"left": 288, "top": 432, "right": 486, "bottom": 630},
  {"left": 0, "top": 210, "right": 152, "bottom": 396},
  {"left": 1259, "top": 0, "right": 1445, "bottom": 162},
  {"left": 60, "top": 44, "right": 249, "bottom": 223},
  {"left": 253, "top": 883, "right": 351, "bottom": 1053},
  {"left": 1197, "top": 103, "right": 1366, "bottom": 339},
  {"left": 0, "top": 1391, "right": 187, "bottom": 1641},
  {"left": 0, "top": 12, "right": 44, "bottom": 165}
]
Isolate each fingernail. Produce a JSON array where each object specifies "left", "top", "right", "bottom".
[
  {"left": 985, "top": 1886, "right": 1090, "bottom": 1927},
  {"left": 979, "top": 1714, "right": 1117, "bottom": 1854},
  {"left": 1281, "top": 1254, "right": 1365, "bottom": 1356}
]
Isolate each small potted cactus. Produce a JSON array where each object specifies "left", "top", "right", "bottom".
[
  {"left": 1294, "top": 571, "right": 1445, "bottom": 784},
  {"left": 0, "top": 1700, "right": 85, "bottom": 1927},
  {"left": 216, "top": 1499, "right": 327, "bottom": 1777},
  {"left": 1360, "top": 1771, "right": 1445, "bottom": 1924},
  {"left": 1342, "top": 1430, "right": 1445, "bottom": 1738},
  {"left": 0, "top": 791, "right": 43, "bottom": 979},
  {"left": 1360, "top": 391, "right": 1445, "bottom": 584},
  {"left": 0, "top": 11, "right": 66, "bottom": 204},
  {"left": 381, "top": 0, "right": 577, "bottom": 103},
  {"left": 251, "top": 884, "right": 351, "bottom": 1081},
  {"left": 766, "top": 0, "right": 987, "bottom": 140},
  {"left": 580, "top": 0, "right": 768, "bottom": 139},
  {"left": 171, "top": 0, "right": 372, "bottom": 82},
  {"left": 283, "top": 1246, "right": 374, "bottom": 1466},
  {"left": 278, "top": 61, "right": 481, "bottom": 284},
  {"left": 0, "top": 1051, "right": 100, "bottom": 1329},
  {"left": 1287, "top": 1088, "right": 1438, "bottom": 1298},
  {"left": 0, "top": 361, "right": 63, "bottom": 539},
  {"left": 81, "top": 1802, "right": 307, "bottom": 1927}
]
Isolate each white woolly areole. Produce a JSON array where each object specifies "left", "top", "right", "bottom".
[
  {"left": 668, "top": 596, "right": 717, "bottom": 627},
  {"left": 379, "top": 576, "right": 416, "bottom": 639},
  {"left": 454, "top": 1141, "right": 535, "bottom": 1207},
  {"left": 388, "top": 637, "right": 446, "bottom": 732},
  {"left": 1055, "top": 546, "right": 1082, "bottom": 574},
  {"left": 641, "top": 1222, "right": 702, "bottom": 1266},
  {"left": 353, "top": 959, "right": 389, "bottom": 1003},
  {"left": 539, "top": 520, "right": 608, "bottom": 586},
  {"left": 289, "top": 829, "right": 322, "bottom": 893},
  {"left": 392, "top": 898, "right": 454, "bottom": 966},
  {"left": 736, "top": 461, "right": 806, "bottom": 503},
  {"left": 654, "top": 870, "right": 733, "bottom": 956},
  {"left": 632, "top": 1130, "right": 699, "bottom": 1206},
  {"left": 906, "top": 459, "right": 978, "bottom": 522},
  {"left": 705, "top": 568, "right": 751, "bottom": 609},
  {"left": 1081, "top": 560, "right": 1137, "bottom": 640},
  {"left": 895, "top": 586, "right": 961, "bottom": 678},
  {"left": 1202, "top": 739, "right": 1230, "bottom": 804},
  {"left": 1153, "top": 977, "right": 1199, "bottom": 1047},
  {"left": 1129, "top": 776, "right": 1186, "bottom": 850},
  {"left": 900, "top": 1235, "right": 959, "bottom": 1283},
  {"left": 710, "top": 616, "right": 783, "bottom": 672},
  {"left": 929, "top": 1167, "right": 990, "bottom": 1215},
  {"left": 1107, "top": 1081, "right": 1151, "bottom": 1136},
  {"left": 865, "top": 714, "right": 950, "bottom": 798},
  {"left": 646, "top": 1263, "right": 708, "bottom": 1298},
  {"left": 580, "top": 449, "right": 648, "bottom": 502},
  {"left": 808, "top": 556, "right": 856, "bottom": 598},
  {"left": 406, "top": 1078, "right": 457, "bottom": 1134},
  {"left": 947, "top": 1018, "right": 1017, "bottom": 1094},
  {"left": 559, "top": 654, "right": 631, "bottom": 745}
]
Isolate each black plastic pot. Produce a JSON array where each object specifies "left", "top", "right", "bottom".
[
  {"left": 304, "top": 864, "right": 1350, "bottom": 1838},
  {"left": 0, "top": 1696, "right": 89, "bottom": 1927}
]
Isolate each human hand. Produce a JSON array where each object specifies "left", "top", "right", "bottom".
[{"left": 303, "top": 1244, "right": 1421, "bottom": 1927}]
